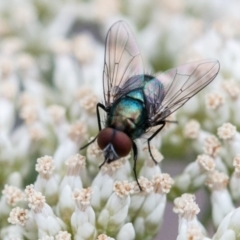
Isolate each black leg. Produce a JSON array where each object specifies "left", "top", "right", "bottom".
[
  {"left": 165, "top": 120, "right": 178, "bottom": 124},
  {"left": 80, "top": 136, "right": 98, "bottom": 150},
  {"left": 80, "top": 103, "right": 107, "bottom": 151},
  {"left": 147, "top": 121, "right": 166, "bottom": 164},
  {"left": 132, "top": 141, "right": 142, "bottom": 191},
  {"left": 99, "top": 158, "right": 107, "bottom": 169},
  {"left": 97, "top": 102, "right": 107, "bottom": 131}
]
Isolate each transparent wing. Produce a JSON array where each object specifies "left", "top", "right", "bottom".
[
  {"left": 148, "top": 59, "right": 220, "bottom": 124},
  {"left": 103, "top": 20, "right": 144, "bottom": 107}
]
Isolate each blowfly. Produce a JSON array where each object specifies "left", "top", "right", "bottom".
[{"left": 81, "top": 20, "right": 220, "bottom": 190}]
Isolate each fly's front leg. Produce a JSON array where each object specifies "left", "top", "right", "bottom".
[
  {"left": 132, "top": 141, "right": 142, "bottom": 191},
  {"left": 97, "top": 102, "right": 107, "bottom": 131},
  {"left": 147, "top": 121, "right": 166, "bottom": 164},
  {"left": 80, "top": 103, "right": 107, "bottom": 150}
]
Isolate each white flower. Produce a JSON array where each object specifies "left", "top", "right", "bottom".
[
  {"left": 205, "top": 92, "right": 225, "bottom": 110},
  {"left": 116, "top": 223, "right": 135, "bottom": 240},
  {"left": 174, "top": 194, "right": 208, "bottom": 240},
  {"left": 71, "top": 188, "right": 96, "bottom": 240},
  {"left": 2, "top": 185, "right": 24, "bottom": 206},
  {"left": 56, "top": 154, "right": 85, "bottom": 223},
  {"left": 131, "top": 175, "right": 173, "bottom": 239},
  {"left": 25, "top": 185, "right": 65, "bottom": 238},
  {"left": 34, "top": 156, "right": 60, "bottom": 205},
  {"left": 183, "top": 119, "right": 201, "bottom": 139},
  {"left": 212, "top": 207, "right": 240, "bottom": 240},
  {"left": 55, "top": 231, "right": 71, "bottom": 240},
  {"left": 97, "top": 181, "right": 133, "bottom": 235},
  {"left": 229, "top": 154, "right": 240, "bottom": 201},
  {"left": 139, "top": 147, "right": 162, "bottom": 179},
  {"left": 2, "top": 1, "right": 240, "bottom": 239},
  {"left": 217, "top": 123, "right": 236, "bottom": 140},
  {"left": 206, "top": 171, "right": 235, "bottom": 227},
  {"left": 203, "top": 135, "right": 221, "bottom": 158},
  {"left": 174, "top": 154, "right": 214, "bottom": 193}
]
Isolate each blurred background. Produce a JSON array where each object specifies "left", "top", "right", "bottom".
[{"left": 1, "top": 0, "right": 240, "bottom": 239}]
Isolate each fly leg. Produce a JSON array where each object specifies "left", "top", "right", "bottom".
[
  {"left": 99, "top": 158, "right": 108, "bottom": 169},
  {"left": 132, "top": 141, "right": 142, "bottom": 191},
  {"left": 97, "top": 102, "right": 108, "bottom": 131},
  {"left": 80, "top": 136, "right": 98, "bottom": 150},
  {"left": 147, "top": 121, "right": 166, "bottom": 164},
  {"left": 165, "top": 120, "right": 178, "bottom": 124},
  {"left": 80, "top": 103, "right": 107, "bottom": 150}
]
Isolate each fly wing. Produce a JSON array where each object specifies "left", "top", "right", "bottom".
[
  {"left": 103, "top": 21, "right": 144, "bottom": 107},
  {"left": 149, "top": 59, "right": 220, "bottom": 124}
]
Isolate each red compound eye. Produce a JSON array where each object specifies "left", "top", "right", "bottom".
[
  {"left": 97, "top": 128, "right": 132, "bottom": 157},
  {"left": 97, "top": 128, "right": 113, "bottom": 150}
]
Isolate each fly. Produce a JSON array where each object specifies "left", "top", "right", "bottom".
[{"left": 81, "top": 20, "right": 220, "bottom": 190}]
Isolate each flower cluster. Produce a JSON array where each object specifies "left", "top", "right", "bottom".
[{"left": 1, "top": 0, "right": 240, "bottom": 240}]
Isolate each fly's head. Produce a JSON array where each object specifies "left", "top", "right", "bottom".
[{"left": 97, "top": 128, "right": 132, "bottom": 163}]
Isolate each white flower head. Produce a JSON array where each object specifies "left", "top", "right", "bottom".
[
  {"left": 205, "top": 92, "right": 224, "bottom": 110},
  {"left": 55, "top": 231, "right": 71, "bottom": 240},
  {"left": 133, "top": 176, "right": 153, "bottom": 194},
  {"left": 217, "top": 122, "right": 236, "bottom": 140},
  {"left": 0, "top": 81, "right": 17, "bottom": 100},
  {"left": 47, "top": 105, "right": 66, "bottom": 124},
  {"left": 173, "top": 194, "right": 200, "bottom": 221},
  {"left": 19, "top": 92, "right": 37, "bottom": 107},
  {"left": 25, "top": 186, "right": 46, "bottom": 213},
  {"left": 222, "top": 80, "right": 240, "bottom": 99},
  {"left": 101, "top": 156, "right": 129, "bottom": 175},
  {"left": 71, "top": 33, "right": 96, "bottom": 64},
  {"left": 196, "top": 154, "right": 215, "bottom": 172},
  {"left": 65, "top": 154, "right": 86, "bottom": 176},
  {"left": 25, "top": 187, "right": 64, "bottom": 235},
  {"left": 203, "top": 135, "right": 221, "bottom": 157},
  {"left": 35, "top": 155, "right": 55, "bottom": 178},
  {"left": 72, "top": 187, "right": 93, "bottom": 210},
  {"left": 8, "top": 207, "right": 29, "bottom": 226},
  {"left": 28, "top": 124, "right": 46, "bottom": 141},
  {"left": 68, "top": 121, "right": 88, "bottom": 143},
  {"left": 183, "top": 119, "right": 200, "bottom": 139},
  {"left": 113, "top": 180, "right": 134, "bottom": 198},
  {"left": 152, "top": 173, "right": 174, "bottom": 194},
  {"left": 142, "top": 146, "right": 164, "bottom": 164},
  {"left": 233, "top": 154, "right": 240, "bottom": 173},
  {"left": 87, "top": 137, "right": 103, "bottom": 162},
  {"left": 2, "top": 185, "right": 25, "bottom": 206},
  {"left": 19, "top": 105, "right": 38, "bottom": 125},
  {"left": 97, "top": 234, "right": 115, "bottom": 240},
  {"left": 80, "top": 93, "right": 98, "bottom": 115},
  {"left": 205, "top": 170, "right": 229, "bottom": 191}
]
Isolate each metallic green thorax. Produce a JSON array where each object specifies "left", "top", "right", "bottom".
[
  {"left": 106, "top": 75, "right": 165, "bottom": 139},
  {"left": 107, "top": 88, "right": 148, "bottom": 139}
]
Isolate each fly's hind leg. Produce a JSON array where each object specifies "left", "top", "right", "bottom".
[{"left": 147, "top": 121, "right": 166, "bottom": 164}]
